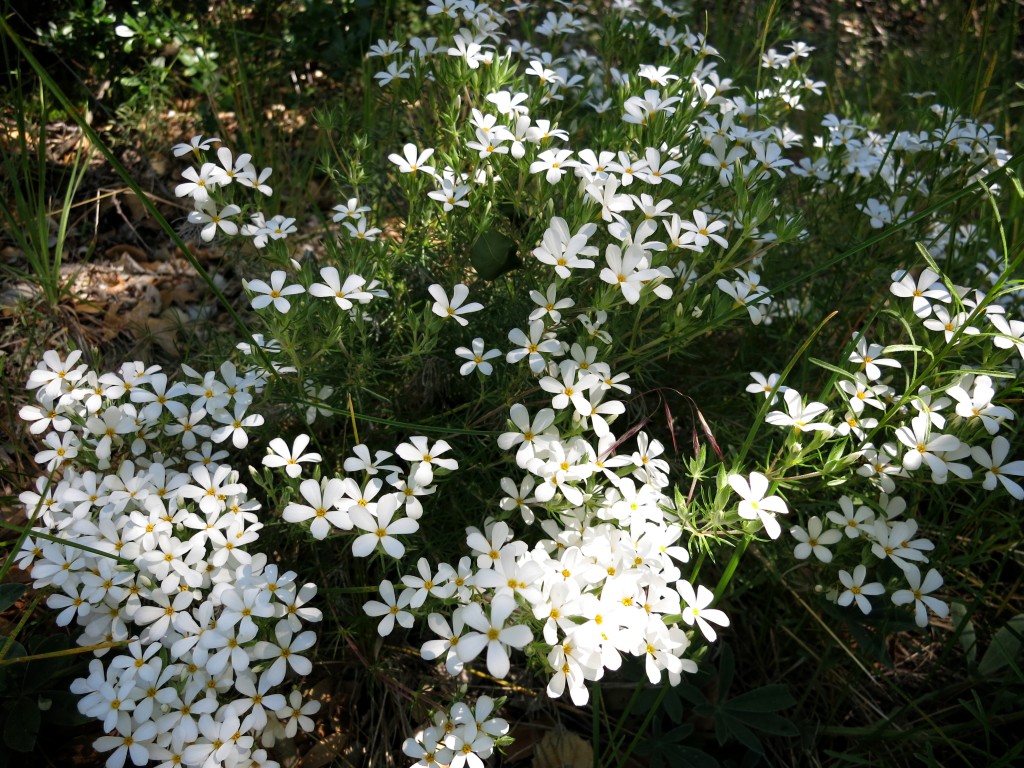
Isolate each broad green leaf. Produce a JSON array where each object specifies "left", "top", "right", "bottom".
[
  {"left": 0, "top": 585, "right": 25, "bottom": 613},
  {"left": 3, "top": 698, "right": 40, "bottom": 752},
  {"left": 735, "top": 711, "right": 800, "bottom": 737},
  {"left": 718, "top": 712, "right": 763, "bottom": 754},
  {"left": 716, "top": 644, "right": 735, "bottom": 699},
  {"left": 0, "top": 638, "right": 27, "bottom": 694},
  {"left": 0, "top": 637, "right": 26, "bottom": 663},
  {"left": 979, "top": 614, "right": 1024, "bottom": 676},
  {"left": 725, "top": 684, "right": 796, "bottom": 713},
  {"left": 663, "top": 685, "right": 684, "bottom": 723},
  {"left": 24, "top": 634, "right": 71, "bottom": 690},
  {"left": 44, "top": 690, "right": 92, "bottom": 727},
  {"left": 470, "top": 228, "right": 518, "bottom": 280}
]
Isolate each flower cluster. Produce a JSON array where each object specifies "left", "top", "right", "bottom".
[
  {"left": 402, "top": 695, "right": 510, "bottom": 768},
  {"left": 751, "top": 260, "right": 1021, "bottom": 626},
  {"left": 172, "top": 135, "right": 275, "bottom": 244},
  {"left": 19, "top": 352, "right": 321, "bottom": 768}
]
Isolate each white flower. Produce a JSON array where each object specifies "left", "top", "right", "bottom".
[
  {"left": 765, "top": 389, "right": 832, "bottom": 433},
  {"left": 421, "top": 610, "right": 469, "bottom": 675},
  {"left": 210, "top": 401, "right": 264, "bottom": 448},
  {"left": 848, "top": 336, "right": 901, "bottom": 382},
  {"left": 332, "top": 197, "right": 371, "bottom": 221},
  {"left": 401, "top": 558, "right": 455, "bottom": 607},
  {"left": 533, "top": 217, "right": 597, "bottom": 278},
  {"left": 389, "top": 143, "right": 435, "bottom": 175},
  {"left": 263, "top": 435, "right": 322, "bottom": 478},
  {"left": 894, "top": 414, "right": 961, "bottom": 482},
  {"left": 282, "top": 478, "right": 351, "bottom": 539},
  {"left": 891, "top": 565, "right": 948, "bottom": 628},
  {"left": 172, "top": 134, "right": 219, "bottom": 157},
  {"left": 506, "top": 320, "right": 561, "bottom": 372},
  {"left": 790, "top": 516, "right": 842, "bottom": 562},
  {"left": 187, "top": 200, "right": 241, "bottom": 241},
  {"left": 972, "top": 436, "right": 1024, "bottom": 499},
  {"left": 350, "top": 493, "right": 418, "bottom": 558},
  {"left": 679, "top": 209, "right": 728, "bottom": 250},
  {"left": 428, "top": 178, "right": 471, "bottom": 211},
  {"left": 174, "top": 162, "right": 227, "bottom": 201},
  {"left": 497, "top": 403, "right": 556, "bottom": 464},
  {"left": 276, "top": 690, "right": 320, "bottom": 738},
  {"left": 428, "top": 283, "right": 484, "bottom": 326},
  {"left": 599, "top": 243, "right": 663, "bottom": 305},
  {"left": 922, "top": 305, "right": 980, "bottom": 343},
  {"left": 530, "top": 148, "right": 576, "bottom": 184},
  {"left": 458, "top": 594, "right": 533, "bottom": 679},
  {"left": 395, "top": 435, "right": 458, "bottom": 485},
  {"left": 246, "top": 270, "right": 305, "bottom": 313},
  {"left": 948, "top": 375, "right": 1014, "bottom": 435},
  {"left": 826, "top": 496, "right": 875, "bottom": 538},
  {"left": 837, "top": 565, "right": 885, "bottom": 614},
  {"left": 677, "top": 581, "right": 731, "bottom": 642},
  {"left": 529, "top": 283, "right": 575, "bottom": 324},
  {"left": 93, "top": 720, "right": 159, "bottom": 768},
  {"left": 728, "top": 471, "right": 788, "bottom": 539},
  {"left": 455, "top": 338, "right": 501, "bottom": 376},
  {"left": 27, "top": 349, "right": 86, "bottom": 398},
  {"left": 363, "top": 579, "right": 414, "bottom": 636},
  {"left": 343, "top": 217, "right": 382, "bottom": 241},
  {"left": 868, "top": 519, "right": 931, "bottom": 571},
  {"left": 254, "top": 621, "right": 316, "bottom": 686},
  {"left": 989, "top": 313, "right": 1024, "bottom": 359},
  {"left": 890, "top": 268, "right": 950, "bottom": 318},
  {"left": 745, "top": 371, "right": 786, "bottom": 403}
]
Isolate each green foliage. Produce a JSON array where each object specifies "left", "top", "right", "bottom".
[
  {"left": 1, "top": 1, "right": 1022, "bottom": 767},
  {"left": 0, "top": 632, "right": 87, "bottom": 760}
]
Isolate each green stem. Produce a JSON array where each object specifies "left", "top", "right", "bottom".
[
  {"left": 713, "top": 534, "right": 751, "bottom": 603},
  {"left": 0, "top": 521, "right": 136, "bottom": 568},
  {"left": 614, "top": 683, "right": 668, "bottom": 768},
  {"left": 0, "top": 592, "right": 43, "bottom": 663},
  {"left": 0, "top": 636, "right": 130, "bottom": 667},
  {"left": 604, "top": 679, "right": 644, "bottom": 762},
  {"left": 0, "top": 475, "right": 52, "bottom": 586}
]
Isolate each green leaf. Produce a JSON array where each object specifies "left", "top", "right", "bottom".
[
  {"left": 716, "top": 645, "right": 735, "bottom": 699},
  {"left": 24, "top": 633, "right": 71, "bottom": 690},
  {"left": 810, "top": 357, "right": 853, "bottom": 379},
  {"left": 470, "top": 228, "right": 519, "bottom": 280},
  {"left": 717, "top": 712, "right": 764, "bottom": 754},
  {"left": 950, "top": 602, "right": 977, "bottom": 667},
  {"left": 0, "top": 585, "right": 24, "bottom": 613},
  {"left": 979, "top": 614, "right": 1024, "bottom": 677},
  {"left": 725, "top": 684, "right": 795, "bottom": 713},
  {"left": 43, "top": 690, "right": 92, "bottom": 727},
  {"left": 663, "top": 685, "right": 684, "bottom": 723},
  {"left": 1006, "top": 167, "right": 1024, "bottom": 199},
  {"left": 0, "top": 638, "right": 27, "bottom": 694},
  {"left": 3, "top": 698, "right": 40, "bottom": 752},
  {"left": 915, "top": 241, "right": 943, "bottom": 280},
  {"left": 676, "top": 681, "right": 708, "bottom": 707},
  {"left": 0, "top": 637, "right": 26, "bottom": 663},
  {"left": 735, "top": 711, "right": 800, "bottom": 737},
  {"left": 673, "top": 747, "right": 720, "bottom": 768},
  {"left": 882, "top": 344, "right": 927, "bottom": 355}
]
